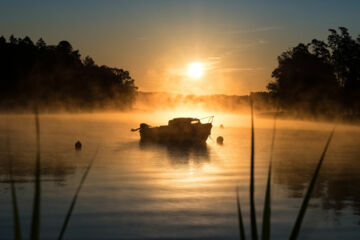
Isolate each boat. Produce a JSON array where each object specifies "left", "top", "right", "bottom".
[{"left": 131, "top": 117, "right": 213, "bottom": 144}]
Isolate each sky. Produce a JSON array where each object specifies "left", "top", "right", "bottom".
[{"left": 1, "top": 0, "right": 360, "bottom": 95}]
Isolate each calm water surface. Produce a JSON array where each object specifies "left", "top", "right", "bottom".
[{"left": 0, "top": 113, "right": 359, "bottom": 239}]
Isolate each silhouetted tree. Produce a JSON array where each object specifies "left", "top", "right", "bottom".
[
  {"left": 327, "top": 27, "right": 360, "bottom": 111},
  {"left": 310, "top": 39, "right": 331, "bottom": 62},
  {"left": 0, "top": 35, "right": 137, "bottom": 110},
  {"left": 9, "top": 35, "right": 18, "bottom": 44},
  {"left": 83, "top": 56, "right": 95, "bottom": 66},
  {"left": 268, "top": 43, "right": 338, "bottom": 115},
  {"left": 57, "top": 40, "right": 72, "bottom": 54},
  {"left": 268, "top": 27, "right": 360, "bottom": 116},
  {"left": 36, "top": 38, "right": 46, "bottom": 49},
  {"left": 0, "top": 36, "right": 5, "bottom": 45}
]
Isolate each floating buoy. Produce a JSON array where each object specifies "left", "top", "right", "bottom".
[
  {"left": 216, "top": 136, "right": 224, "bottom": 145},
  {"left": 220, "top": 124, "right": 224, "bottom": 129},
  {"left": 75, "top": 141, "right": 82, "bottom": 150}
]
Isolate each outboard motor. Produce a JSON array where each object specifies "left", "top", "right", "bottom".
[
  {"left": 140, "top": 123, "right": 150, "bottom": 129},
  {"left": 131, "top": 123, "right": 150, "bottom": 132}
]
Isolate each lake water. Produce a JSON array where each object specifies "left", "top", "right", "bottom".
[{"left": 0, "top": 112, "right": 359, "bottom": 239}]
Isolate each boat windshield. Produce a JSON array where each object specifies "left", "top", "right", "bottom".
[{"left": 169, "top": 118, "right": 200, "bottom": 126}]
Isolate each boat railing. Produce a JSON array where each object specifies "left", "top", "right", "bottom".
[{"left": 199, "top": 116, "right": 214, "bottom": 124}]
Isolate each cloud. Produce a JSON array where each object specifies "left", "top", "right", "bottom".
[
  {"left": 218, "top": 67, "right": 264, "bottom": 73},
  {"left": 258, "top": 39, "right": 268, "bottom": 44},
  {"left": 207, "top": 56, "right": 222, "bottom": 61},
  {"left": 225, "top": 26, "right": 281, "bottom": 35},
  {"left": 252, "top": 26, "right": 281, "bottom": 32}
]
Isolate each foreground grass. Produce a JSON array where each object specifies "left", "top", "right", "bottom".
[
  {"left": 289, "top": 128, "right": 335, "bottom": 240},
  {"left": 7, "top": 135, "right": 21, "bottom": 240},
  {"left": 58, "top": 148, "right": 98, "bottom": 240},
  {"left": 30, "top": 109, "right": 41, "bottom": 240},
  {"left": 249, "top": 98, "right": 258, "bottom": 240},
  {"left": 8, "top": 111, "right": 97, "bottom": 240},
  {"left": 261, "top": 114, "right": 277, "bottom": 240},
  {"left": 236, "top": 100, "right": 335, "bottom": 240}
]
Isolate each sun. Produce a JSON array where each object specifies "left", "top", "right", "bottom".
[{"left": 187, "top": 62, "right": 203, "bottom": 79}]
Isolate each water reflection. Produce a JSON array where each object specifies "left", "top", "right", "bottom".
[
  {"left": 139, "top": 141, "right": 210, "bottom": 166},
  {"left": 1, "top": 114, "right": 360, "bottom": 239},
  {"left": 0, "top": 154, "right": 77, "bottom": 184},
  {"left": 272, "top": 128, "right": 360, "bottom": 220},
  {"left": 274, "top": 156, "right": 360, "bottom": 217}
]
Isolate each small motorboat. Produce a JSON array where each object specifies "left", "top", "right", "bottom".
[{"left": 131, "top": 117, "right": 213, "bottom": 144}]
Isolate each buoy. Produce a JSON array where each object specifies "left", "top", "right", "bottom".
[
  {"left": 220, "top": 124, "right": 224, "bottom": 129},
  {"left": 216, "top": 136, "right": 224, "bottom": 145},
  {"left": 75, "top": 141, "right": 82, "bottom": 150}
]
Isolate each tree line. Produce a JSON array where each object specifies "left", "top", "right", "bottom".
[
  {"left": 0, "top": 35, "right": 137, "bottom": 111},
  {"left": 267, "top": 27, "right": 360, "bottom": 118}
]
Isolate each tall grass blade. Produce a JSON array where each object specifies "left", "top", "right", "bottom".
[
  {"left": 261, "top": 115, "right": 277, "bottom": 240},
  {"left": 58, "top": 148, "right": 99, "bottom": 240},
  {"left": 7, "top": 136, "right": 22, "bottom": 240},
  {"left": 249, "top": 97, "right": 258, "bottom": 240},
  {"left": 236, "top": 186, "right": 246, "bottom": 240},
  {"left": 30, "top": 109, "right": 41, "bottom": 240},
  {"left": 289, "top": 127, "right": 335, "bottom": 240}
]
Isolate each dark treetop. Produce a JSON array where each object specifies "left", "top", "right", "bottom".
[
  {"left": 267, "top": 27, "right": 360, "bottom": 117},
  {"left": 0, "top": 35, "right": 137, "bottom": 111}
]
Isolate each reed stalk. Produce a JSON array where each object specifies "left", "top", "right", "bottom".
[
  {"left": 236, "top": 186, "right": 246, "bottom": 240},
  {"left": 249, "top": 97, "right": 258, "bottom": 240},
  {"left": 261, "top": 115, "right": 277, "bottom": 240},
  {"left": 57, "top": 148, "right": 99, "bottom": 240},
  {"left": 7, "top": 135, "right": 22, "bottom": 240},
  {"left": 30, "top": 109, "right": 41, "bottom": 240},
  {"left": 289, "top": 127, "right": 335, "bottom": 240}
]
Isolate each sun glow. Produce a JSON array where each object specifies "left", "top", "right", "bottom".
[{"left": 187, "top": 62, "right": 203, "bottom": 79}]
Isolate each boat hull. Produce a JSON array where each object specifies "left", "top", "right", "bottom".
[{"left": 140, "top": 123, "right": 212, "bottom": 144}]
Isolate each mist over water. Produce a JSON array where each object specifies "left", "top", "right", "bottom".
[{"left": 0, "top": 111, "right": 359, "bottom": 239}]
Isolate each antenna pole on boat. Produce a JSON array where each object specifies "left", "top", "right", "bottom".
[{"left": 199, "top": 116, "right": 214, "bottom": 123}]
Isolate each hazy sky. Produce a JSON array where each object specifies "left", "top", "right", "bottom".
[{"left": 1, "top": 0, "right": 360, "bottom": 95}]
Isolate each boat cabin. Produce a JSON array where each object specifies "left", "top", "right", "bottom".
[
  {"left": 132, "top": 117, "right": 212, "bottom": 144},
  {"left": 168, "top": 118, "right": 200, "bottom": 127}
]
